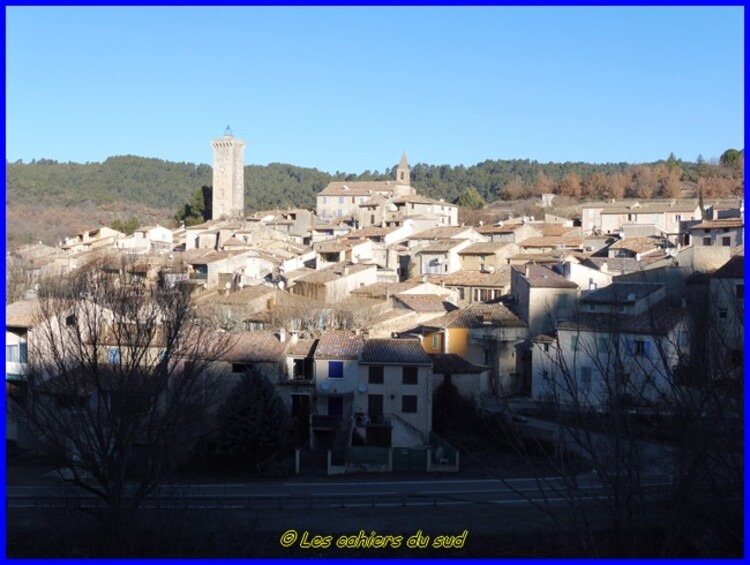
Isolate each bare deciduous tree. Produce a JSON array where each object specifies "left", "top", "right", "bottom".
[
  {"left": 24, "top": 259, "right": 232, "bottom": 554},
  {"left": 489, "top": 279, "right": 742, "bottom": 556}
]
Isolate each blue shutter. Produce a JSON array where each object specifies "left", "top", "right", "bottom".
[
  {"left": 643, "top": 341, "right": 651, "bottom": 356},
  {"left": 627, "top": 340, "right": 635, "bottom": 355}
]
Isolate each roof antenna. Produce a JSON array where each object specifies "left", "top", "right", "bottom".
[{"left": 224, "top": 124, "right": 233, "bottom": 136}]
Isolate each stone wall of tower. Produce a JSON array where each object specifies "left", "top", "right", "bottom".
[{"left": 211, "top": 135, "right": 246, "bottom": 220}]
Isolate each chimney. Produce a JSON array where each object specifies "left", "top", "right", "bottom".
[
  {"left": 601, "top": 261, "right": 608, "bottom": 273},
  {"left": 278, "top": 327, "right": 286, "bottom": 342},
  {"left": 525, "top": 264, "right": 531, "bottom": 278}
]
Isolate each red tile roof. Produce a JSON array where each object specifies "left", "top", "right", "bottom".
[{"left": 314, "top": 330, "right": 365, "bottom": 359}]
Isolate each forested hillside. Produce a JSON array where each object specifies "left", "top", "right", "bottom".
[{"left": 6, "top": 150, "right": 742, "bottom": 247}]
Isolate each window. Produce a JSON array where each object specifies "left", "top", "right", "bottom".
[
  {"left": 402, "top": 366, "right": 418, "bottom": 385},
  {"left": 722, "top": 237, "right": 731, "bottom": 247},
  {"left": 703, "top": 237, "right": 712, "bottom": 246},
  {"left": 329, "top": 361, "right": 344, "bottom": 379},
  {"left": 431, "top": 334, "right": 440, "bottom": 350},
  {"left": 736, "top": 284, "right": 744, "bottom": 300},
  {"left": 402, "top": 395, "right": 418, "bottom": 413},
  {"left": 597, "top": 337, "right": 608, "bottom": 354},
  {"left": 629, "top": 339, "right": 650, "bottom": 357},
  {"left": 293, "top": 359, "right": 306, "bottom": 380},
  {"left": 338, "top": 196, "right": 344, "bottom": 204},
  {"left": 542, "top": 370, "right": 550, "bottom": 381},
  {"left": 580, "top": 366, "right": 592, "bottom": 388},
  {"left": 718, "top": 308, "right": 728, "bottom": 319},
  {"left": 588, "top": 303, "right": 596, "bottom": 312},
  {"left": 368, "top": 394, "right": 384, "bottom": 417},
  {"left": 369, "top": 366, "right": 384, "bottom": 384},
  {"left": 107, "top": 347, "right": 121, "bottom": 365},
  {"left": 675, "top": 214, "right": 681, "bottom": 223},
  {"left": 543, "top": 343, "right": 550, "bottom": 353},
  {"left": 458, "top": 287, "right": 465, "bottom": 300},
  {"left": 6, "top": 345, "right": 18, "bottom": 363},
  {"left": 232, "top": 363, "right": 252, "bottom": 373},
  {"left": 337, "top": 209, "right": 342, "bottom": 217},
  {"left": 322, "top": 196, "right": 327, "bottom": 204},
  {"left": 65, "top": 314, "right": 77, "bottom": 326},
  {"left": 571, "top": 335, "right": 579, "bottom": 352}
]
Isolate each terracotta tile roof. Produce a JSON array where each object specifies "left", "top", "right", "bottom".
[
  {"left": 314, "top": 330, "right": 365, "bottom": 359},
  {"left": 513, "top": 264, "right": 579, "bottom": 289},
  {"left": 600, "top": 201, "right": 699, "bottom": 215},
  {"left": 314, "top": 239, "right": 358, "bottom": 253},
  {"left": 608, "top": 237, "right": 664, "bottom": 253},
  {"left": 476, "top": 224, "right": 517, "bottom": 235},
  {"left": 558, "top": 297, "right": 684, "bottom": 335},
  {"left": 350, "top": 281, "right": 422, "bottom": 298},
  {"left": 713, "top": 255, "right": 744, "bottom": 279},
  {"left": 691, "top": 218, "right": 744, "bottom": 230},
  {"left": 458, "top": 242, "right": 510, "bottom": 255},
  {"left": 294, "top": 262, "right": 374, "bottom": 285},
  {"left": 222, "top": 237, "right": 251, "bottom": 248},
  {"left": 6, "top": 299, "right": 42, "bottom": 328},
  {"left": 371, "top": 309, "right": 417, "bottom": 326},
  {"left": 318, "top": 181, "right": 396, "bottom": 196},
  {"left": 508, "top": 253, "right": 563, "bottom": 263},
  {"left": 392, "top": 195, "right": 439, "bottom": 205},
  {"left": 539, "top": 225, "right": 581, "bottom": 237},
  {"left": 421, "top": 301, "right": 526, "bottom": 329},
  {"left": 581, "top": 256, "right": 666, "bottom": 272},
  {"left": 421, "top": 268, "right": 511, "bottom": 288},
  {"left": 519, "top": 236, "right": 583, "bottom": 249},
  {"left": 222, "top": 331, "right": 287, "bottom": 363},
  {"left": 417, "top": 239, "right": 469, "bottom": 254},
  {"left": 429, "top": 353, "right": 488, "bottom": 374},
  {"left": 343, "top": 226, "right": 395, "bottom": 240},
  {"left": 393, "top": 293, "right": 450, "bottom": 313},
  {"left": 182, "top": 249, "right": 244, "bottom": 264},
  {"left": 360, "top": 338, "right": 432, "bottom": 365},
  {"left": 288, "top": 338, "right": 318, "bottom": 357},
  {"left": 411, "top": 226, "right": 475, "bottom": 240}
]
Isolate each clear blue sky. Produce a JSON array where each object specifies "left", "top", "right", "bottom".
[{"left": 6, "top": 6, "right": 744, "bottom": 174}]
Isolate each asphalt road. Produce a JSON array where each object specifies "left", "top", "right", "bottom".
[{"left": 7, "top": 472, "right": 675, "bottom": 510}]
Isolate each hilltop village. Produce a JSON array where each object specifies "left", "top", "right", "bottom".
[{"left": 7, "top": 130, "right": 744, "bottom": 476}]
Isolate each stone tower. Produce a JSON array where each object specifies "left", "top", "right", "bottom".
[
  {"left": 396, "top": 151, "right": 410, "bottom": 186},
  {"left": 211, "top": 126, "right": 246, "bottom": 220}
]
